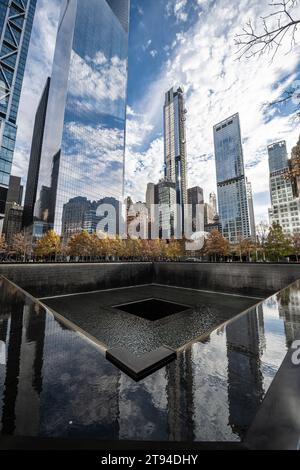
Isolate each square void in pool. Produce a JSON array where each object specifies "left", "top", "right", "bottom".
[{"left": 113, "top": 298, "right": 190, "bottom": 321}]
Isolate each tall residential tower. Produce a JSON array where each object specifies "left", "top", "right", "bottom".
[
  {"left": 0, "top": 0, "right": 37, "bottom": 222},
  {"left": 33, "top": 0, "right": 130, "bottom": 235},
  {"left": 164, "top": 87, "right": 188, "bottom": 219}
]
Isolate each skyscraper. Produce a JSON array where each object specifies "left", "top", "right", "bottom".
[
  {"left": 0, "top": 0, "right": 37, "bottom": 222},
  {"left": 188, "top": 187, "right": 204, "bottom": 233},
  {"left": 214, "top": 113, "right": 250, "bottom": 243},
  {"left": 164, "top": 87, "right": 188, "bottom": 221},
  {"left": 246, "top": 179, "right": 256, "bottom": 240},
  {"left": 209, "top": 192, "right": 217, "bottom": 216},
  {"left": 268, "top": 141, "right": 300, "bottom": 235},
  {"left": 34, "top": 0, "right": 130, "bottom": 235},
  {"left": 23, "top": 77, "right": 50, "bottom": 228}
]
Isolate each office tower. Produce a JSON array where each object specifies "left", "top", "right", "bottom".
[
  {"left": 204, "top": 203, "right": 215, "bottom": 226},
  {"left": 268, "top": 140, "right": 289, "bottom": 173},
  {"left": 3, "top": 175, "right": 23, "bottom": 244},
  {"left": 164, "top": 87, "right": 188, "bottom": 219},
  {"left": 246, "top": 179, "right": 256, "bottom": 240},
  {"left": 156, "top": 179, "right": 177, "bottom": 239},
  {"left": 0, "top": 0, "right": 37, "bottom": 221},
  {"left": 23, "top": 77, "right": 50, "bottom": 228},
  {"left": 268, "top": 141, "right": 300, "bottom": 235},
  {"left": 209, "top": 192, "right": 217, "bottom": 215},
  {"left": 6, "top": 175, "right": 23, "bottom": 206},
  {"left": 3, "top": 203, "right": 23, "bottom": 247},
  {"left": 214, "top": 113, "right": 250, "bottom": 243},
  {"left": 146, "top": 183, "right": 155, "bottom": 213},
  {"left": 127, "top": 201, "right": 149, "bottom": 239},
  {"left": 188, "top": 187, "right": 204, "bottom": 233},
  {"left": 34, "top": 0, "right": 130, "bottom": 235}
]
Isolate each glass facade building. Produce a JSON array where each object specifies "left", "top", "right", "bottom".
[
  {"left": 214, "top": 113, "right": 250, "bottom": 243},
  {"left": 164, "top": 87, "right": 188, "bottom": 213},
  {"left": 268, "top": 141, "right": 300, "bottom": 235},
  {"left": 35, "top": 0, "right": 130, "bottom": 235},
  {"left": 0, "top": 0, "right": 37, "bottom": 218},
  {"left": 268, "top": 141, "right": 288, "bottom": 173}
]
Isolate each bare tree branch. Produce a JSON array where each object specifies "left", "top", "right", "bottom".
[{"left": 235, "top": 0, "right": 300, "bottom": 60}]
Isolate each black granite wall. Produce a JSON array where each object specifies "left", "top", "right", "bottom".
[
  {"left": 1, "top": 262, "right": 300, "bottom": 298},
  {"left": 153, "top": 262, "right": 300, "bottom": 297},
  {"left": 0, "top": 263, "right": 154, "bottom": 298}
]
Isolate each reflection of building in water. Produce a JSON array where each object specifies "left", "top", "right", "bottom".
[
  {"left": 62, "top": 196, "right": 121, "bottom": 238},
  {"left": 277, "top": 286, "right": 300, "bottom": 348},
  {"left": 166, "top": 349, "right": 195, "bottom": 441},
  {"left": 32, "top": 0, "right": 130, "bottom": 235},
  {"left": 226, "top": 308, "right": 265, "bottom": 438},
  {"left": 0, "top": 301, "right": 45, "bottom": 435}
]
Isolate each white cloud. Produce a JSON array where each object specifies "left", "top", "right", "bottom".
[
  {"left": 150, "top": 49, "right": 158, "bottom": 58},
  {"left": 125, "top": 0, "right": 300, "bottom": 224}
]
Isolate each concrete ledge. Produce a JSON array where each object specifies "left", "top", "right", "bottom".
[{"left": 106, "top": 346, "right": 177, "bottom": 381}]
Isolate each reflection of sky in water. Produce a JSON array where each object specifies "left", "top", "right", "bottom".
[
  {"left": 36, "top": 0, "right": 128, "bottom": 233},
  {"left": 1, "top": 277, "right": 300, "bottom": 442}
]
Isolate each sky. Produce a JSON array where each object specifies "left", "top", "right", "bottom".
[{"left": 12, "top": 0, "right": 300, "bottom": 223}]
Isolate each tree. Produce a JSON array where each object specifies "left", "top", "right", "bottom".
[
  {"left": 204, "top": 229, "right": 230, "bottom": 262},
  {"left": 164, "top": 239, "right": 184, "bottom": 260},
  {"left": 34, "top": 230, "right": 61, "bottom": 259},
  {"left": 12, "top": 231, "right": 32, "bottom": 261},
  {"left": 67, "top": 231, "right": 92, "bottom": 259},
  {"left": 235, "top": 0, "right": 299, "bottom": 61},
  {"left": 236, "top": 1, "right": 300, "bottom": 115},
  {"left": 286, "top": 134, "right": 300, "bottom": 179},
  {"left": 265, "top": 222, "right": 293, "bottom": 261},
  {"left": 234, "top": 238, "right": 257, "bottom": 262},
  {"left": 291, "top": 232, "right": 300, "bottom": 261},
  {"left": 0, "top": 234, "right": 7, "bottom": 254},
  {"left": 256, "top": 221, "right": 270, "bottom": 261}
]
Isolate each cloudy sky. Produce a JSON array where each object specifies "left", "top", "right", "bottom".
[{"left": 12, "top": 0, "right": 300, "bottom": 223}]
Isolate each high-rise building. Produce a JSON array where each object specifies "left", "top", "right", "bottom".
[
  {"left": 23, "top": 77, "right": 50, "bottom": 228},
  {"left": 188, "top": 187, "right": 204, "bottom": 233},
  {"left": 3, "top": 174, "right": 23, "bottom": 245},
  {"left": 268, "top": 140, "right": 289, "bottom": 173},
  {"left": 146, "top": 183, "right": 155, "bottom": 214},
  {"left": 34, "top": 0, "right": 130, "bottom": 235},
  {"left": 164, "top": 87, "right": 188, "bottom": 224},
  {"left": 0, "top": 0, "right": 37, "bottom": 222},
  {"left": 214, "top": 113, "right": 250, "bottom": 243},
  {"left": 246, "top": 179, "right": 256, "bottom": 240},
  {"left": 209, "top": 192, "right": 217, "bottom": 215},
  {"left": 156, "top": 179, "right": 177, "bottom": 239},
  {"left": 268, "top": 141, "right": 300, "bottom": 235}
]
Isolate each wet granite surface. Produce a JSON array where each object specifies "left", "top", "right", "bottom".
[
  {"left": 1, "top": 277, "right": 300, "bottom": 446},
  {"left": 42, "top": 285, "right": 260, "bottom": 354}
]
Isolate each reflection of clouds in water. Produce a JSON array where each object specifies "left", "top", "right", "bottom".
[
  {"left": 68, "top": 50, "right": 127, "bottom": 116},
  {"left": 0, "top": 341, "right": 6, "bottom": 365}
]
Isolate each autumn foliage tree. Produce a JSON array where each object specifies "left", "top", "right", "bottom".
[
  {"left": 34, "top": 230, "right": 61, "bottom": 259},
  {"left": 204, "top": 229, "right": 230, "bottom": 262},
  {"left": 0, "top": 234, "right": 7, "bottom": 255}
]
